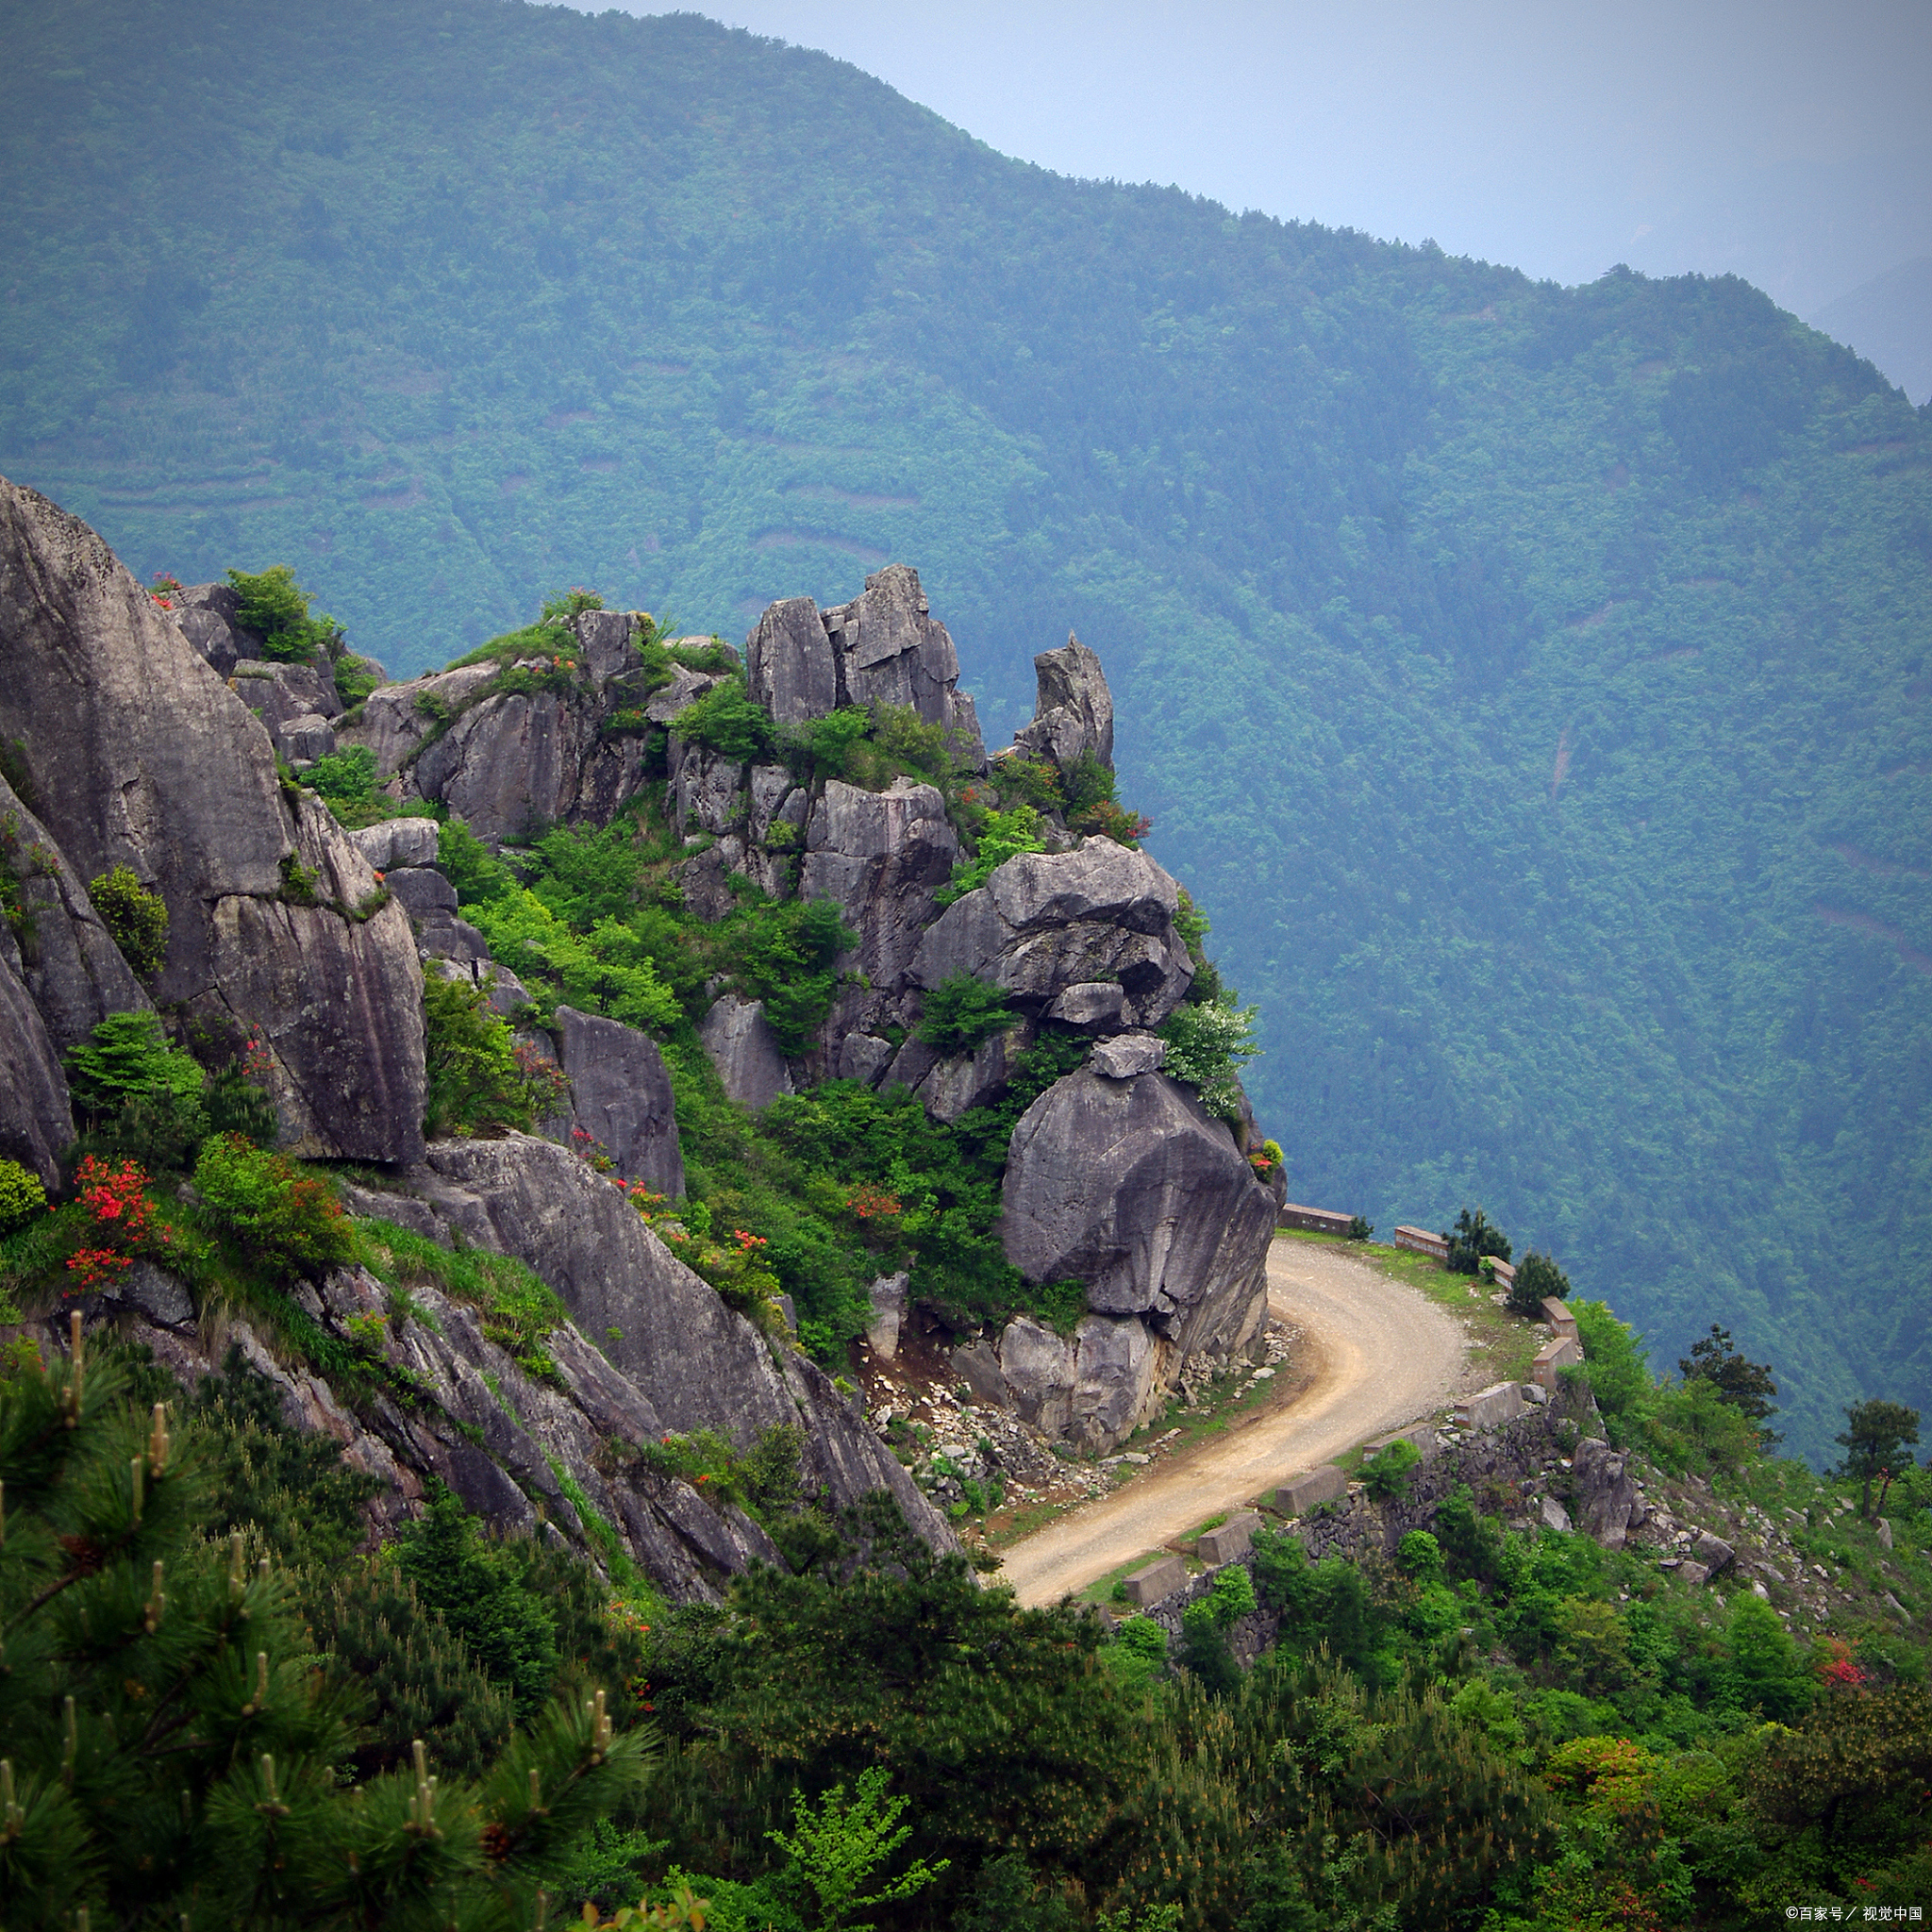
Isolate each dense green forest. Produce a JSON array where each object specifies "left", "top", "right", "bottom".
[
  {"left": 2, "top": 0, "right": 1929, "bottom": 1459},
  {"left": 5, "top": 1294, "right": 1930, "bottom": 1929}
]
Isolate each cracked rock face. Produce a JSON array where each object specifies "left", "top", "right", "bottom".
[
  {"left": 543, "top": 1005, "right": 686, "bottom": 1194},
  {"left": 1000, "top": 1065, "right": 1276, "bottom": 1338},
  {"left": 412, "top": 688, "right": 649, "bottom": 844},
  {"left": 908, "top": 839, "right": 1193, "bottom": 1029},
  {"left": 1008, "top": 634, "right": 1114, "bottom": 775},
  {"left": 0, "top": 476, "right": 425, "bottom": 1162},
  {"left": 802, "top": 778, "right": 960, "bottom": 996},
  {"left": 408, "top": 1134, "right": 948, "bottom": 1540},
  {"left": 746, "top": 563, "right": 985, "bottom": 767}
]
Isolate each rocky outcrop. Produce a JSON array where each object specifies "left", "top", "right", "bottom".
[
  {"left": 1570, "top": 1436, "right": 1643, "bottom": 1550},
  {"left": 335, "top": 612, "right": 657, "bottom": 842},
  {"left": 0, "top": 774, "right": 149, "bottom": 1053},
  {"left": 345, "top": 662, "right": 500, "bottom": 779},
  {"left": 747, "top": 564, "right": 985, "bottom": 766},
  {"left": 990, "top": 1064, "right": 1275, "bottom": 1449},
  {"left": 908, "top": 839, "right": 1193, "bottom": 1029},
  {"left": 699, "top": 994, "right": 793, "bottom": 1111},
  {"left": 168, "top": 579, "right": 249, "bottom": 676},
  {"left": 979, "top": 1311, "right": 1164, "bottom": 1452},
  {"left": 229, "top": 658, "right": 343, "bottom": 759},
  {"left": 544, "top": 1005, "right": 686, "bottom": 1193},
  {"left": 802, "top": 779, "right": 959, "bottom": 993},
  {"left": 1008, "top": 634, "right": 1113, "bottom": 774},
  {"left": 413, "top": 689, "right": 648, "bottom": 845},
  {"left": 0, "top": 477, "right": 425, "bottom": 1162},
  {"left": 401, "top": 1134, "right": 946, "bottom": 1541},
  {"left": 0, "top": 935, "right": 72, "bottom": 1186}
]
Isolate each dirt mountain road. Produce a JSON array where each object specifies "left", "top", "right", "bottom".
[{"left": 996, "top": 1240, "right": 1465, "bottom": 1607}]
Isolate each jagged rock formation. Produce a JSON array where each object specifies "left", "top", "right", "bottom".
[
  {"left": 0, "top": 478, "right": 426, "bottom": 1171},
  {"left": 747, "top": 565, "right": 985, "bottom": 761},
  {"left": 65, "top": 1136, "right": 944, "bottom": 1602},
  {"left": 336, "top": 560, "right": 1274, "bottom": 1455},
  {"left": 6, "top": 484, "right": 1278, "bottom": 1599},
  {"left": 542, "top": 1006, "right": 685, "bottom": 1193},
  {"left": 1010, "top": 634, "right": 1112, "bottom": 773}
]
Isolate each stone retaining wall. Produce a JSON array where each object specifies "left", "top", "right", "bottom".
[{"left": 1132, "top": 1404, "right": 1581, "bottom": 1658}]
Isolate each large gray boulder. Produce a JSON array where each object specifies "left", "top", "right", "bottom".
[
  {"left": 670, "top": 741, "right": 746, "bottom": 837},
  {"left": 747, "top": 596, "right": 841, "bottom": 725},
  {"left": 411, "top": 689, "right": 647, "bottom": 844},
  {"left": 1008, "top": 634, "right": 1114, "bottom": 774},
  {"left": 0, "top": 938, "right": 73, "bottom": 1186},
  {"left": 167, "top": 580, "right": 248, "bottom": 676},
  {"left": 544, "top": 1005, "right": 685, "bottom": 1195},
  {"left": 741, "top": 568, "right": 985, "bottom": 766},
  {"left": 341, "top": 662, "right": 499, "bottom": 779},
  {"left": 228, "top": 658, "right": 343, "bottom": 759},
  {"left": 0, "top": 478, "right": 425, "bottom": 1162},
  {"left": 698, "top": 994, "right": 793, "bottom": 1110},
  {"left": 819, "top": 565, "right": 985, "bottom": 765},
  {"left": 801, "top": 778, "right": 959, "bottom": 994},
  {"left": 646, "top": 662, "right": 728, "bottom": 724},
  {"left": 1001, "top": 1065, "right": 1276, "bottom": 1343},
  {"left": 908, "top": 839, "right": 1193, "bottom": 1028},
  {"left": 1571, "top": 1436, "right": 1642, "bottom": 1550},
  {"left": 984, "top": 1310, "right": 1164, "bottom": 1454}
]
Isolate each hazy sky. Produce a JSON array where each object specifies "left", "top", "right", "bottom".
[{"left": 591, "top": 1, "right": 1930, "bottom": 324}]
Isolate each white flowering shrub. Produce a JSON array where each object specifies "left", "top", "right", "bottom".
[{"left": 1158, "top": 991, "right": 1259, "bottom": 1120}]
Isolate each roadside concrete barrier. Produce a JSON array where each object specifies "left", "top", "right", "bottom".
[
  {"left": 1272, "top": 1464, "right": 1347, "bottom": 1517},
  {"left": 1456, "top": 1381, "right": 1525, "bottom": 1431},
  {"left": 1123, "top": 1555, "right": 1186, "bottom": 1606},
  {"left": 1196, "top": 1510, "right": 1263, "bottom": 1563}
]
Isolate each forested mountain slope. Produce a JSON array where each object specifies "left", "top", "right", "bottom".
[{"left": 3, "top": 0, "right": 1928, "bottom": 1458}]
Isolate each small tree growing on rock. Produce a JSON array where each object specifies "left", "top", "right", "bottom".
[
  {"left": 1442, "top": 1206, "right": 1510, "bottom": 1275},
  {"left": 86, "top": 863, "right": 168, "bottom": 978},
  {"left": 1507, "top": 1248, "right": 1571, "bottom": 1315}
]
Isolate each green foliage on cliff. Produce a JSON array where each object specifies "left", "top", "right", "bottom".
[
  {"left": 0, "top": 1338, "right": 655, "bottom": 1930},
  {"left": 225, "top": 561, "right": 342, "bottom": 664},
  {"left": 5, "top": 1313, "right": 1932, "bottom": 1929},
  {"left": 3, "top": 0, "right": 1928, "bottom": 1457}
]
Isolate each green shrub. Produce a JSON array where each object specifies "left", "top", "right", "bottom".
[
  {"left": 724, "top": 891, "right": 855, "bottom": 1054},
  {"left": 1443, "top": 1205, "right": 1511, "bottom": 1275},
  {"left": 1178, "top": 1599, "right": 1241, "bottom": 1695},
  {"left": 1568, "top": 1299, "right": 1655, "bottom": 1439},
  {"left": 1158, "top": 989, "right": 1260, "bottom": 1120},
  {"left": 87, "top": 864, "right": 168, "bottom": 976},
  {"left": 1396, "top": 1528, "right": 1443, "bottom": 1579},
  {"left": 914, "top": 974, "right": 1018, "bottom": 1056},
  {"left": 439, "top": 815, "right": 518, "bottom": 904},
  {"left": 1102, "top": 1614, "right": 1169, "bottom": 1690},
  {"left": 0, "top": 1158, "right": 45, "bottom": 1235},
  {"left": 192, "top": 1132, "right": 354, "bottom": 1276},
  {"left": 225, "top": 561, "right": 342, "bottom": 662},
  {"left": 670, "top": 674, "right": 776, "bottom": 762},
  {"left": 65, "top": 1010, "right": 208, "bottom": 1167},
  {"left": 464, "top": 889, "right": 682, "bottom": 1033},
  {"left": 1347, "top": 1214, "right": 1374, "bottom": 1241},
  {"left": 937, "top": 805, "right": 1047, "bottom": 904},
  {"left": 201, "top": 1058, "right": 281, "bottom": 1148},
  {"left": 422, "top": 972, "right": 562, "bottom": 1137},
  {"left": 1509, "top": 1246, "right": 1571, "bottom": 1313},
  {"left": 1363, "top": 1437, "right": 1422, "bottom": 1501},
  {"left": 303, "top": 743, "right": 385, "bottom": 824},
  {"left": 1206, "top": 1560, "right": 1257, "bottom": 1627}
]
